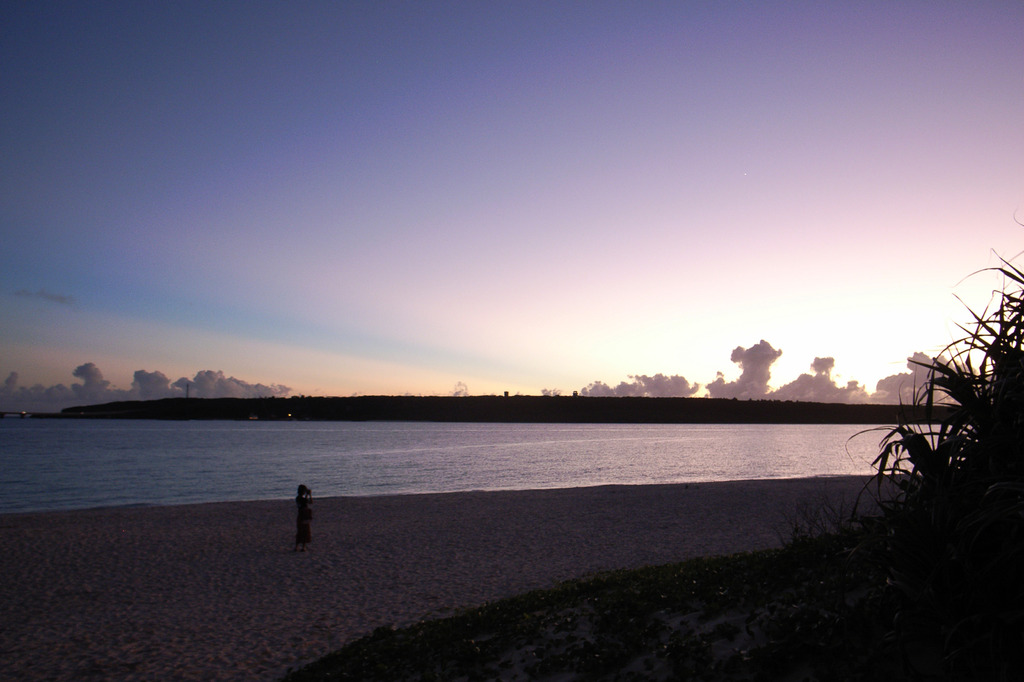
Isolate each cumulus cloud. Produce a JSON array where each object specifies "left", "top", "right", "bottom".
[
  {"left": 71, "top": 362, "right": 114, "bottom": 404},
  {"left": 175, "top": 370, "right": 290, "bottom": 400},
  {"left": 0, "top": 364, "right": 291, "bottom": 413},
  {"left": 706, "top": 340, "right": 783, "bottom": 399},
  {"left": 771, "top": 357, "right": 871, "bottom": 403},
  {"left": 449, "top": 381, "right": 469, "bottom": 397},
  {"left": 0, "top": 371, "right": 75, "bottom": 412},
  {"left": 580, "top": 373, "right": 701, "bottom": 397},
  {"left": 811, "top": 357, "right": 834, "bottom": 375},
  {"left": 579, "top": 341, "right": 930, "bottom": 405},
  {"left": 871, "top": 352, "right": 935, "bottom": 405},
  {"left": 132, "top": 369, "right": 174, "bottom": 400}
]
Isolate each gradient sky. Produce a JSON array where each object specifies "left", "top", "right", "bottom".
[{"left": 3, "top": 1, "right": 1023, "bottom": 403}]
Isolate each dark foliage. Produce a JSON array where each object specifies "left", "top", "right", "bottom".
[
  {"left": 870, "top": 261, "right": 1024, "bottom": 680},
  {"left": 282, "top": 531, "right": 898, "bottom": 681},
  {"left": 56, "top": 394, "right": 921, "bottom": 424}
]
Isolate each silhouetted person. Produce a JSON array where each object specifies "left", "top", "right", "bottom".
[{"left": 295, "top": 484, "right": 312, "bottom": 551}]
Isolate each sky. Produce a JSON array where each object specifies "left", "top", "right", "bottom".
[{"left": 2, "top": 1, "right": 1024, "bottom": 411}]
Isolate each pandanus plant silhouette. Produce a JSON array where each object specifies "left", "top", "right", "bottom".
[{"left": 872, "top": 260, "right": 1024, "bottom": 680}]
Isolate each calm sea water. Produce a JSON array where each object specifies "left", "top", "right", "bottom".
[{"left": 0, "top": 419, "right": 887, "bottom": 514}]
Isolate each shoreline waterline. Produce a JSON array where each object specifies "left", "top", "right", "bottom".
[{"left": 0, "top": 472, "right": 876, "bottom": 518}]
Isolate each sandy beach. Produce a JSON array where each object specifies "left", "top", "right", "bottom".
[{"left": 0, "top": 476, "right": 876, "bottom": 681}]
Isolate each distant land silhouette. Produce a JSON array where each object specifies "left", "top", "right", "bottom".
[{"left": 43, "top": 396, "right": 939, "bottom": 424}]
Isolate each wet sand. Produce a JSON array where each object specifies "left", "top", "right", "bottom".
[{"left": 0, "top": 476, "right": 875, "bottom": 681}]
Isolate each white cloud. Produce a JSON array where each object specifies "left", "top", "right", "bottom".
[
  {"left": 176, "top": 370, "right": 290, "bottom": 400},
  {"left": 0, "top": 344, "right": 942, "bottom": 414},
  {"left": 871, "top": 352, "right": 935, "bottom": 405},
  {"left": 132, "top": 369, "right": 174, "bottom": 400},
  {"left": 581, "top": 343, "right": 932, "bottom": 405},
  {"left": 706, "top": 340, "right": 783, "bottom": 399},
  {"left": 580, "top": 373, "right": 700, "bottom": 397},
  {"left": 0, "top": 364, "right": 290, "bottom": 413},
  {"left": 771, "top": 357, "right": 871, "bottom": 403}
]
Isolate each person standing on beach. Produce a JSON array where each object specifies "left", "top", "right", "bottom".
[{"left": 295, "top": 485, "right": 313, "bottom": 551}]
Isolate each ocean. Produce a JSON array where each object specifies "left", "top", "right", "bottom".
[{"left": 0, "top": 419, "right": 887, "bottom": 514}]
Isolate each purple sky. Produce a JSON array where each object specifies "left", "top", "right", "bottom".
[{"left": 2, "top": 2, "right": 1023, "bottom": 408}]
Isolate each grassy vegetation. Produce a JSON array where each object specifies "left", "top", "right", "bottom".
[
  {"left": 284, "top": 262, "right": 1024, "bottom": 681},
  {"left": 283, "top": 528, "right": 902, "bottom": 681}
]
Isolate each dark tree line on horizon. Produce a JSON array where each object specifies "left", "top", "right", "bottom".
[{"left": 43, "top": 394, "right": 934, "bottom": 424}]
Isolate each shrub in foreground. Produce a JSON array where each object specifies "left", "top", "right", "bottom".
[
  {"left": 871, "top": 261, "right": 1024, "bottom": 680},
  {"left": 283, "top": 531, "right": 896, "bottom": 681}
]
